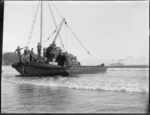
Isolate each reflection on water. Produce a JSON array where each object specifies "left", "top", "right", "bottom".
[{"left": 15, "top": 83, "right": 75, "bottom": 113}]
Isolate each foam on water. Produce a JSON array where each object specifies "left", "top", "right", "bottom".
[
  {"left": 3, "top": 74, "right": 149, "bottom": 93},
  {"left": 2, "top": 66, "right": 149, "bottom": 93}
]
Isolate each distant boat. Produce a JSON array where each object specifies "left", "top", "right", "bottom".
[
  {"left": 109, "top": 56, "right": 132, "bottom": 66},
  {"left": 12, "top": 1, "right": 107, "bottom": 76}
]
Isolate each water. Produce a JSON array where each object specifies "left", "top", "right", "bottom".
[{"left": 1, "top": 66, "right": 149, "bottom": 113}]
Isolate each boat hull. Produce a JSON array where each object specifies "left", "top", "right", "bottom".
[{"left": 12, "top": 62, "right": 108, "bottom": 76}]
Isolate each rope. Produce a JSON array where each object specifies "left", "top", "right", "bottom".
[
  {"left": 65, "top": 23, "right": 68, "bottom": 51},
  {"left": 43, "top": 19, "right": 63, "bottom": 45},
  {"left": 51, "top": 2, "right": 64, "bottom": 19},
  {"left": 66, "top": 24, "right": 90, "bottom": 54},
  {"left": 43, "top": 29, "right": 56, "bottom": 45},
  {"left": 26, "top": 1, "right": 40, "bottom": 47},
  {"left": 66, "top": 24, "right": 101, "bottom": 64},
  {"left": 89, "top": 53, "right": 101, "bottom": 64}
]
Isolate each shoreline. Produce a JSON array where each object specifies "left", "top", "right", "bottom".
[
  {"left": 106, "top": 65, "right": 149, "bottom": 68},
  {"left": 2, "top": 64, "right": 149, "bottom": 68}
]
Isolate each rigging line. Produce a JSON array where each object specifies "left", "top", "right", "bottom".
[
  {"left": 66, "top": 24, "right": 90, "bottom": 54},
  {"left": 49, "top": 2, "right": 101, "bottom": 64},
  {"left": 26, "top": 1, "right": 40, "bottom": 47},
  {"left": 90, "top": 53, "right": 102, "bottom": 64},
  {"left": 47, "top": 2, "right": 65, "bottom": 51},
  {"left": 43, "top": 20, "right": 62, "bottom": 45},
  {"left": 48, "top": 2, "right": 101, "bottom": 64},
  {"left": 66, "top": 24, "right": 101, "bottom": 64},
  {"left": 65, "top": 23, "right": 68, "bottom": 51},
  {"left": 51, "top": 2, "right": 63, "bottom": 19},
  {"left": 43, "top": 30, "right": 55, "bottom": 45}
]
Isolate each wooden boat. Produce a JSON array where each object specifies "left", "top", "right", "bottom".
[
  {"left": 12, "top": 1, "right": 107, "bottom": 76},
  {"left": 12, "top": 62, "right": 107, "bottom": 76}
]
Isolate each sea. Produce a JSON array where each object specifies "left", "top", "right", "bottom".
[{"left": 1, "top": 66, "right": 149, "bottom": 113}]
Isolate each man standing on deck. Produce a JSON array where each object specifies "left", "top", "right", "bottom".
[
  {"left": 51, "top": 43, "right": 57, "bottom": 61},
  {"left": 61, "top": 52, "right": 66, "bottom": 66},
  {"left": 24, "top": 47, "right": 30, "bottom": 62},
  {"left": 56, "top": 50, "right": 62, "bottom": 66},
  {"left": 46, "top": 44, "right": 52, "bottom": 63},
  {"left": 15, "top": 46, "right": 25, "bottom": 62},
  {"left": 37, "top": 42, "right": 41, "bottom": 57},
  {"left": 30, "top": 48, "right": 34, "bottom": 62}
]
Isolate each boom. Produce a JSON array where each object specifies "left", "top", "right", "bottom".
[{"left": 52, "top": 19, "right": 65, "bottom": 45}]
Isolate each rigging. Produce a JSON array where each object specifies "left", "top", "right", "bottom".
[
  {"left": 49, "top": 2, "right": 101, "bottom": 63},
  {"left": 65, "top": 24, "right": 101, "bottom": 64},
  {"left": 26, "top": 1, "right": 40, "bottom": 47},
  {"left": 26, "top": 1, "right": 102, "bottom": 64}
]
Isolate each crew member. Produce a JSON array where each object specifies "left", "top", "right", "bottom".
[
  {"left": 30, "top": 48, "right": 34, "bottom": 62},
  {"left": 15, "top": 46, "right": 25, "bottom": 62},
  {"left": 37, "top": 42, "right": 41, "bottom": 56},
  {"left": 24, "top": 47, "right": 30, "bottom": 62},
  {"left": 56, "top": 50, "right": 63, "bottom": 66},
  {"left": 61, "top": 52, "right": 66, "bottom": 66},
  {"left": 46, "top": 44, "right": 53, "bottom": 63},
  {"left": 51, "top": 43, "right": 57, "bottom": 60}
]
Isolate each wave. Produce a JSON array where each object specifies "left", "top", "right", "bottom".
[{"left": 3, "top": 76, "right": 149, "bottom": 94}]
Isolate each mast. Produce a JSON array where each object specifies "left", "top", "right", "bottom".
[{"left": 40, "top": 1, "right": 43, "bottom": 56}]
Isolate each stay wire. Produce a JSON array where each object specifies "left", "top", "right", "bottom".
[
  {"left": 43, "top": 29, "right": 56, "bottom": 45},
  {"left": 66, "top": 24, "right": 101, "bottom": 64},
  {"left": 26, "top": 1, "right": 40, "bottom": 47},
  {"left": 43, "top": 19, "right": 63, "bottom": 45},
  {"left": 51, "top": 2, "right": 64, "bottom": 19},
  {"left": 65, "top": 23, "right": 68, "bottom": 52}
]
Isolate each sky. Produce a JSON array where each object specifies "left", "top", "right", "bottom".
[{"left": 3, "top": 1, "right": 149, "bottom": 65}]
